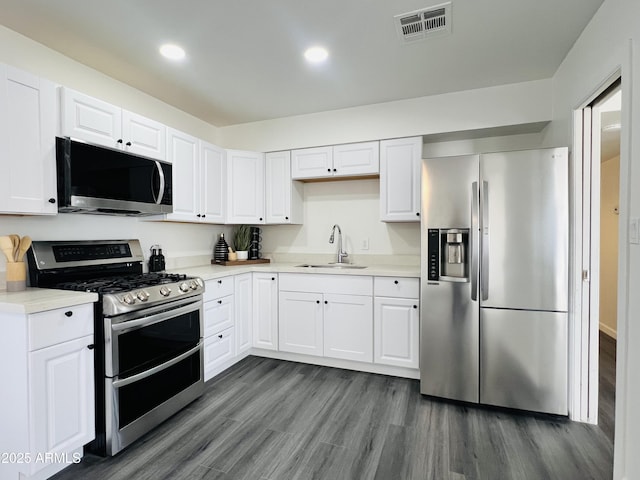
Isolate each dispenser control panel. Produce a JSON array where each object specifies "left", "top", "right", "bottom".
[{"left": 427, "top": 229, "right": 440, "bottom": 281}]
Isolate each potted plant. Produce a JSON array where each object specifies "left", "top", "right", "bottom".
[{"left": 233, "top": 225, "right": 252, "bottom": 260}]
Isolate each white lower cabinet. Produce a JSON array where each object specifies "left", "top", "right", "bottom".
[
  {"left": 278, "top": 274, "right": 374, "bottom": 362},
  {"left": 203, "top": 328, "right": 235, "bottom": 378},
  {"left": 374, "top": 297, "right": 419, "bottom": 368},
  {"left": 278, "top": 291, "right": 323, "bottom": 356},
  {"left": 203, "top": 277, "right": 235, "bottom": 381},
  {"left": 1, "top": 303, "right": 95, "bottom": 480},
  {"left": 234, "top": 273, "right": 253, "bottom": 355},
  {"left": 323, "top": 294, "right": 373, "bottom": 362},
  {"left": 373, "top": 277, "right": 420, "bottom": 368},
  {"left": 252, "top": 273, "right": 279, "bottom": 350}
]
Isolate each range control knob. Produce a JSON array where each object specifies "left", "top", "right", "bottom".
[
  {"left": 189, "top": 280, "right": 198, "bottom": 290},
  {"left": 159, "top": 286, "right": 172, "bottom": 297},
  {"left": 136, "top": 290, "right": 150, "bottom": 302},
  {"left": 122, "top": 293, "right": 136, "bottom": 305},
  {"left": 179, "top": 282, "right": 190, "bottom": 293},
  {"left": 195, "top": 278, "right": 204, "bottom": 288}
]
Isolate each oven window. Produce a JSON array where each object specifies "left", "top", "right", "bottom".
[
  {"left": 117, "top": 353, "right": 200, "bottom": 428},
  {"left": 117, "top": 308, "right": 200, "bottom": 378}
]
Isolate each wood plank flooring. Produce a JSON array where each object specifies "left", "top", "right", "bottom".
[
  {"left": 52, "top": 355, "right": 614, "bottom": 480},
  {"left": 599, "top": 331, "right": 616, "bottom": 444}
]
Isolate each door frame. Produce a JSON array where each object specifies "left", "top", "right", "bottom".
[{"left": 570, "top": 70, "right": 624, "bottom": 424}]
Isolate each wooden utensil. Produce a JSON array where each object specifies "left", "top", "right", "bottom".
[
  {"left": 0, "top": 236, "right": 15, "bottom": 262},
  {"left": 17, "top": 236, "right": 32, "bottom": 262},
  {"left": 9, "top": 234, "right": 19, "bottom": 261}
]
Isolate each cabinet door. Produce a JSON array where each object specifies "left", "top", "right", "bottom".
[
  {"left": 204, "top": 327, "right": 235, "bottom": 382},
  {"left": 204, "top": 295, "right": 234, "bottom": 337},
  {"left": 380, "top": 137, "right": 422, "bottom": 222},
  {"left": 253, "top": 273, "right": 278, "bottom": 350},
  {"left": 166, "top": 128, "right": 200, "bottom": 221},
  {"left": 60, "top": 87, "right": 122, "bottom": 148},
  {"left": 235, "top": 273, "right": 253, "bottom": 354},
  {"left": 122, "top": 110, "right": 166, "bottom": 160},
  {"left": 323, "top": 294, "right": 373, "bottom": 362},
  {"left": 265, "top": 151, "right": 303, "bottom": 224},
  {"left": 0, "top": 65, "right": 57, "bottom": 214},
  {"left": 200, "top": 141, "right": 226, "bottom": 223},
  {"left": 226, "top": 149, "right": 265, "bottom": 224},
  {"left": 279, "top": 291, "right": 323, "bottom": 356},
  {"left": 333, "top": 141, "right": 379, "bottom": 177},
  {"left": 291, "top": 146, "right": 333, "bottom": 179},
  {"left": 374, "top": 297, "right": 419, "bottom": 368},
  {"left": 29, "top": 335, "right": 95, "bottom": 475}
]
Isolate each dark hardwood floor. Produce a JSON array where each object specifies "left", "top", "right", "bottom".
[
  {"left": 53, "top": 354, "right": 615, "bottom": 480},
  {"left": 599, "top": 331, "right": 616, "bottom": 444}
]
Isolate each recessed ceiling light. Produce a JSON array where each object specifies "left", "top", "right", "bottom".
[
  {"left": 159, "top": 44, "right": 186, "bottom": 61},
  {"left": 304, "top": 46, "right": 329, "bottom": 64}
]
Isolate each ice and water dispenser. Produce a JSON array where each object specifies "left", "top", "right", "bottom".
[{"left": 427, "top": 228, "right": 469, "bottom": 281}]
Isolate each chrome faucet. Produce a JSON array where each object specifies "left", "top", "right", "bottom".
[{"left": 329, "top": 224, "right": 349, "bottom": 264}]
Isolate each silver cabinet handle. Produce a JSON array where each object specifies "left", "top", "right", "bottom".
[
  {"left": 481, "top": 180, "right": 489, "bottom": 301},
  {"left": 471, "top": 182, "right": 479, "bottom": 301},
  {"left": 113, "top": 343, "right": 201, "bottom": 388}
]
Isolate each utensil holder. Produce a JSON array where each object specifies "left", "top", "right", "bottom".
[{"left": 6, "top": 262, "right": 26, "bottom": 292}]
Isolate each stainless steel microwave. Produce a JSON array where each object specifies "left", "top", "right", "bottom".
[{"left": 56, "top": 137, "right": 173, "bottom": 216}]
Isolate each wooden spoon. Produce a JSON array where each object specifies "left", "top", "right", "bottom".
[
  {"left": 17, "top": 236, "right": 32, "bottom": 262},
  {"left": 0, "top": 236, "right": 15, "bottom": 262},
  {"left": 9, "top": 234, "right": 19, "bottom": 262}
]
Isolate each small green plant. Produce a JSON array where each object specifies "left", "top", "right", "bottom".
[{"left": 233, "top": 225, "right": 252, "bottom": 251}]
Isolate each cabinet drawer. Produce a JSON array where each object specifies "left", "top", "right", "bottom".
[
  {"left": 29, "top": 303, "right": 94, "bottom": 351},
  {"left": 204, "top": 295, "right": 234, "bottom": 336},
  {"left": 204, "top": 276, "right": 234, "bottom": 302},
  {"left": 204, "top": 327, "right": 235, "bottom": 381},
  {"left": 279, "top": 273, "right": 372, "bottom": 296},
  {"left": 374, "top": 277, "right": 419, "bottom": 298}
]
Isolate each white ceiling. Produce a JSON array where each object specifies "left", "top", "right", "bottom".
[{"left": 0, "top": 0, "right": 604, "bottom": 127}]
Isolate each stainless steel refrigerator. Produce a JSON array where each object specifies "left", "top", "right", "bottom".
[{"left": 420, "top": 148, "right": 569, "bottom": 415}]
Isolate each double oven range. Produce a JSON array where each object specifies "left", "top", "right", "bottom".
[{"left": 27, "top": 239, "right": 204, "bottom": 456}]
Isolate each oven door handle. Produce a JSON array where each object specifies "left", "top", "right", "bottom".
[
  {"left": 111, "top": 300, "right": 201, "bottom": 333},
  {"left": 112, "top": 342, "right": 202, "bottom": 389}
]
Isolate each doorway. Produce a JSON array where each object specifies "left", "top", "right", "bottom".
[
  {"left": 579, "top": 78, "right": 621, "bottom": 440},
  {"left": 594, "top": 82, "right": 621, "bottom": 442}
]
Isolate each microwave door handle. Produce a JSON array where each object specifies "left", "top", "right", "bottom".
[
  {"left": 481, "top": 180, "right": 489, "bottom": 301},
  {"left": 152, "top": 161, "right": 165, "bottom": 205},
  {"left": 471, "top": 182, "right": 479, "bottom": 301}
]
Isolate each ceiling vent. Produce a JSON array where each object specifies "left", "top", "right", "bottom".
[{"left": 394, "top": 2, "right": 452, "bottom": 43}]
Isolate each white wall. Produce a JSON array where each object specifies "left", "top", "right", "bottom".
[
  {"left": 600, "top": 155, "right": 620, "bottom": 338},
  {"left": 219, "top": 80, "right": 553, "bottom": 152},
  {"left": 0, "top": 25, "right": 220, "bottom": 144},
  {"left": 544, "top": 0, "right": 640, "bottom": 478}
]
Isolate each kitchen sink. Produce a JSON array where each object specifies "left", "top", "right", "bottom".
[{"left": 296, "top": 263, "right": 367, "bottom": 269}]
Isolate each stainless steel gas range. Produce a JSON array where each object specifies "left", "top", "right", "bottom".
[{"left": 27, "top": 239, "right": 205, "bottom": 456}]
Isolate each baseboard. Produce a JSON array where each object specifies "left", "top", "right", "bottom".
[{"left": 599, "top": 323, "right": 617, "bottom": 339}]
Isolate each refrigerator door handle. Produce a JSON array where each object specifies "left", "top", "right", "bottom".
[
  {"left": 471, "top": 182, "right": 479, "bottom": 301},
  {"left": 481, "top": 180, "right": 489, "bottom": 301}
]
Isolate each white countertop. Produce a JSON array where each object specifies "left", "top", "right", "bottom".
[
  {"left": 171, "top": 261, "right": 420, "bottom": 282},
  {"left": 0, "top": 261, "right": 419, "bottom": 314},
  {"left": 0, "top": 288, "right": 99, "bottom": 315}
]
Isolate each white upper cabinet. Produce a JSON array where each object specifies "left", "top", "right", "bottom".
[
  {"left": 0, "top": 65, "right": 57, "bottom": 215},
  {"left": 166, "top": 128, "right": 199, "bottom": 222},
  {"left": 165, "top": 130, "right": 225, "bottom": 223},
  {"left": 226, "top": 149, "right": 265, "bottom": 224},
  {"left": 200, "top": 141, "right": 226, "bottom": 223},
  {"left": 121, "top": 110, "right": 167, "bottom": 160},
  {"left": 292, "top": 141, "right": 379, "bottom": 180},
  {"left": 60, "top": 87, "right": 166, "bottom": 160},
  {"left": 291, "top": 146, "right": 333, "bottom": 179},
  {"left": 265, "top": 151, "right": 303, "bottom": 224},
  {"left": 332, "top": 141, "right": 380, "bottom": 177},
  {"left": 380, "top": 137, "right": 423, "bottom": 222}
]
